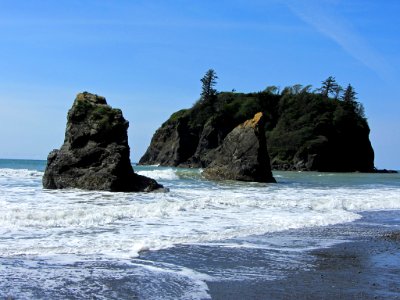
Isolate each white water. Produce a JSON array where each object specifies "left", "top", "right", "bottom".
[
  {"left": 1, "top": 167, "right": 400, "bottom": 260},
  {"left": 1, "top": 165, "right": 400, "bottom": 299},
  {"left": 137, "top": 168, "right": 179, "bottom": 180}
]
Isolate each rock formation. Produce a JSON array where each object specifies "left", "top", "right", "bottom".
[
  {"left": 139, "top": 112, "right": 198, "bottom": 166},
  {"left": 139, "top": 110, "right": 235, "bottom": 168},
  {"left": 139, "top": 89, "right": 376, "bottom": 172},
  {"left": 43, "top": 92, "right": 164, "bottom": 192},
  {"left": 203, "top": 112, "right": 276, "bottom": 182}
]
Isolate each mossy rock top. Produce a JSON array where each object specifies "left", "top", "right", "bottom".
[
  {"left": 75, "top": 92, "right": 106, "bottom": 105},
  {"left": 70, "top": 92, "right": 122, "bottom": 124}
]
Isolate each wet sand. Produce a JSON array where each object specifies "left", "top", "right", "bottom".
[
  {"left": 208, "top": 223, "right": 400, "bottom": 299},
  {"left": 138, "top": 211, "right": 400, "bottom": 299}
]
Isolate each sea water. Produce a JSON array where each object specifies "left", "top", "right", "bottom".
[{"left": 0, "top": 159, "right": 399, "bottom": 299}]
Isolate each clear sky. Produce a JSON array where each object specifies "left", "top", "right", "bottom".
[{"left": 0, "top": 0, "right": 399, "bottom": 169}]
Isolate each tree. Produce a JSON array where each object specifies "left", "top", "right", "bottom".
[
  {"left": 319, "top": 76, "right": 339, "bottom": 97},
  {"left": 333, "top": 85, "right": 343, "bottom": 100},
  {"left": 200, "top": 69, "right": 218, "bottom": 102},
  {"left": 292, "top": 84, "right": 303, "bottom": 94},
  {"left": 301, "top": 85, "right": 312, "bottom": 94},
  {"left": 341, "top": 84, "right": 365, "bottom": 118},
  {"left": 281, "top": 86, "right": 293, "bottom": 95},
  {"left": 356, "top": 103, "right": 365, "bottom": 118},
  {"left": 341, "top": 84, "right": 357, "bottom": 102},
  {"left": 264, "top": 85, "right": 280, "bottom": 95}
]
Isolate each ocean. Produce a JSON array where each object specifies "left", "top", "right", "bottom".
[{"left": 0, "top": 159, "right": 399, "bottom": 299}]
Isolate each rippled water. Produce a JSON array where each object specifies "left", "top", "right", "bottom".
[{"left": 1, "top": 159, "right": 399, "bottom": 299}]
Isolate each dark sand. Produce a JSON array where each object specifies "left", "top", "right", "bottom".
[
  {"left": 208, "top": 236, "right": 400, "bottom": 299},
  {"left": 139, "top": 211, "right": 400, "bottom": 299},
  {"left": 207, "top": 214, "right": 400, "bottom": 299}
]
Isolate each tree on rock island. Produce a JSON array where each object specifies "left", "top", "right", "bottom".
[
  {"left": 319, "top": 76, "right": 339, "bottom": 98},
  {"left": 341, "top": 84, "right": 365, "bottom": 118},
  {"left": 200, "top": 69, "right": 218, "bottom": 103},
  {"left": 342, "top": 84, "right": 357, "bottom": 103}
]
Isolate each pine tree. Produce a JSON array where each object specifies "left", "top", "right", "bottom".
[
  {"left": 341, "top": 84, "right": 357, "bottom": 102},
  {"left": 341, "top": 84, "right": 365, "bottom": 118},
  {"left": 200, "top": 69, "right": 218, "bottom": 101},
  {"left": 319, "top": 76, "right": 339, "bottom": 97}
]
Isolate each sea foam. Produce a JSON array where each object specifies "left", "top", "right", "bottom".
[
  {"left": 1, "top": 167, "right": 400, "bottom": 260},
  {"left": 137, "top": 168, "right": 179, "bottom": 180}
]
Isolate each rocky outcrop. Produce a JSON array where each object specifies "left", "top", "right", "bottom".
[
  {"left": 267, "top": 95, "right": 375, "bottom": 172},
  {"left": 139, "top": 110, "right": 236, "bottom": 168},
  {"left": 140, "top": 90, "right": 376, "bottom": 172},
  {"left": 43, "top": 92, "right": 164, "bottom": 192},
  {"left": 178, "top": 115, "right": 236, "bottom": 168},
  {"left": 139, "top": 112, "right": 198, "bottom": 166},
  {"left": 203, "top": 113, "right": 276, "bottom": 182}
]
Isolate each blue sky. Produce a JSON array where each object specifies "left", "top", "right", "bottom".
[{"left": 0, "top": 0, "right": 399, "bottom": 169}]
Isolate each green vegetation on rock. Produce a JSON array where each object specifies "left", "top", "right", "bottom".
[{"left": 140, "top": 73, "right": 374, "bottom": 172}]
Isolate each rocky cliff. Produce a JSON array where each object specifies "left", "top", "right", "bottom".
[
  {"left": 203, "top": 112, "right": 276, "bottom": 182},
  {"left": 43, "top": 92, "right": 164, "bottom": 192},
  {"left": 140, "top": 89, "right": 375, "bottom": 172}
]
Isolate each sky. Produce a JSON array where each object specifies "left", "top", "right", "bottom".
[{"left": 0, "top": 0, "right": 399, "bottom": 169}]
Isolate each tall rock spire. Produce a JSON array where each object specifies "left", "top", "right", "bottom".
[{"left": 43, "top": 92, "right": 165, "bottom": 192}]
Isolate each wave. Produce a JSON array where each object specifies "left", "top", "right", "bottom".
[
  {"left": 137, "top": 168, "right": 179, "bottom": 180},
  {"left": 1, "top": 183, "right": 400, "bottom": 259},
  {"left": 0, "top": 168, "right": 43, "bottom": 179}
]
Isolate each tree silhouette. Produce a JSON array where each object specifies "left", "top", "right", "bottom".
[
  {"left": 301, "top": 85, "right": 313, "bottom": 93},
  {"left": 333, "top": 85, "right": 343, "bottom": 100},
  {"left": 319, "top": 76, "right": 339, "bottom": 97},
  {"left": 341, "top": 84, "right": 357, "bottom": 102},
  {"left": 264, "top": 85, "right": 280, "bottom": 95},
  {"left": 292, "top": 84, "right": 303, "bottom": 94},
  {"left": 200, "top": 69, "right": 218, "bottom": 102},
  {"left": 341, "top": 84, "right": 365, "bottom": 118}
]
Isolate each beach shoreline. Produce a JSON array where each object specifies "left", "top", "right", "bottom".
[{"left": 206, "top": 212, "right": 400, "bottom": 299}]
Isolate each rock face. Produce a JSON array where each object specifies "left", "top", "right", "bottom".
[
  {"left": 43, "top": 92, "right": 164, "bottom": 192},
  {"left": 203, "top": 113, "right": 276, "bottom": 182},
  {"left": 139, "top": 110, "right": 235, "bottom": 168},
  {"left": 139, "top": 112, "right": 199, "bottom": 166}
]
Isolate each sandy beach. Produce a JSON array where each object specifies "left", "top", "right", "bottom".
[{"left": 206, "top": 211, "right": 400, "bottom": 299}]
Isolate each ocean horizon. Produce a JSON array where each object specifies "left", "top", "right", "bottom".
[{"left": 1, "top": 158, "right": 400, "bottom": 299}]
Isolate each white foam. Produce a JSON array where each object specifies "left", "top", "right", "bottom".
[
  {"left": 0, "top": 168, "right": 399, "bottom": 260},
  {"left": 2, "top": 165, "right": 399, "bottom": 299},
  {"left": 137, "top": 168, "right": 179, "bottom": 180},
  {"left": 0, "top": 168, "right": 43, "bottom": 179},
  {"left": 130, "top": 260, "right": 212, "bottom": 299},
  {"left": 0, "top": 257, "right": 211, "bottom": 300}
]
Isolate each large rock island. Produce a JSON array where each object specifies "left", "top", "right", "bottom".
[
  {"left": 43, "top": 92, "right": 164, "bottom": 192},
  {"left": 140, "top": 80, "right": 375, "bottom": 172}
]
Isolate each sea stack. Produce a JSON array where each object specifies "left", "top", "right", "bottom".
[
  {"left": 42, "top": 92, "right": 164, "bottom": 192},
  {"left": 203, "top": 112, "right": 276, "bottom": 183}
]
